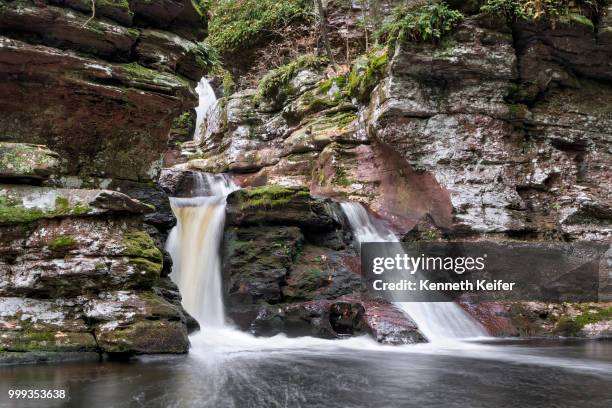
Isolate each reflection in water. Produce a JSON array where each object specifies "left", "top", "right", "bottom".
[{"left": 0, "top": 339, "right": 611, "bottom": 408}]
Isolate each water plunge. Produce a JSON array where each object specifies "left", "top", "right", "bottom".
[
  {"left": 340, "top": 202, "right": 487, "bottom": 341},
  {"left": 166, "top": 173, "right": 238, "bottom": 327}
]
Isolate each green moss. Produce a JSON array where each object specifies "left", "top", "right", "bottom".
[
  {"left": 211, "top": 66, "right": 235, "bottom": 96},
  {"left": 258, "top": 54, "right": 329, "bottom": 99},
  {"left": 0, "top": 196, "right": 92, "bottom": 225},
  {"left": 122, "top": 230, "right": 163, "bottom": 262},
  {"left": 128, "top": 257, "right": 163, "bottom": 275},
  {"left": 0, "top": 142, "right": 59, "bottom": 178},
  {"left": 48, "top": 235, "right": 77, "bottom": 251},
  {"left": 575, "top": 307, "right": 612, "bottom": 327},
  {"left": 97, "top": 0, "right": 131, "bottom": 11},
  {"left": 554, "top": 307, "right": 612, "bottom": 336},
  {"left": 126, "top": 28, "right": 140, "bottom": 40},
  {"left": 376, "top": 1, "right": 463, "bottom": 45},
  {"left": 207, "top": 0, "right": 311, "bottom": 53},
  {"left": 239, "top": 186, "right": 309, "bottom": 210},
  {"left": 347, "top": 48, "right": 388, "bottom": 102}
]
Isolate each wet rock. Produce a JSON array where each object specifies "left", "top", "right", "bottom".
[
  {"left": 226, "top": 186, "right": 343, "bottom": 231},
  {"left": 463, "top": 301, "right": 612, "bottom": 338},
  {"left": 90, "top": 190, "right": 154, "bottom": 214},
  {"left": 0, "top": 143, "right": 60, "bottom": 182},
  {"left": 360, "top": 299, "right": 426, "bottom": 344},
  {"left": 96, "top": 319, "right": 189, "bottom": 354}
]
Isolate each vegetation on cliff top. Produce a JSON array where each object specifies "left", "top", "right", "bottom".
[
  {"left": 204, "top": 0, "right": 311, "bottom": 54},
  {"left": 480, "top": 0, "right": 607, "bottom": 28},
  {"left": 376, "top": 1, "right": 464, "bottom": 45}
]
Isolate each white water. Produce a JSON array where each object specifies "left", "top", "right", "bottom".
[
  {"left": 193, "top": 78, "right": 217, "bottom": 143},
  {"left": 166, "top": 173, "right": 238, "bottom": 327},
  {"left": 163, "top": 178, "right": 610, "bottom": 377},
  {"left": 340, "top": 202, "right": 487, "bottom": 342}
]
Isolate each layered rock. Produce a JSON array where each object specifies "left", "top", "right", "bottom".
[
  {"left": 0, "top": 0, "right": 208, "bottom": 182},
  {"left": 177, "top": 3, "right": 611, "bottom": 340},
  {"left": 0, "top": 185, "right": 193, "bottom": 359},
  {"left": 221, "top": 186, "right": 425, "bottom": 344}
]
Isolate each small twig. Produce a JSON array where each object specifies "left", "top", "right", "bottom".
[{"left": 82, "top": 0, "right": 96, "bottom": 28}]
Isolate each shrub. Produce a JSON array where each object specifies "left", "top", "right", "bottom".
[
  {"left": 480, "top": 0, "right": 606, "bottom": 27},
  {"left": 258, "top": 54, "right": 329, "bottom": 99},
  {"left": 192, "top": 40, "right": 221, "bottom": 70},
  {"left": 376, "top": 1, "right": 464, "bottom": 45},
  {"left": 207, "top": 0, "right": 311, "bottom": 53}
]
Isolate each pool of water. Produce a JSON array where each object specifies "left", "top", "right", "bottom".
[{"left": 1, "top": 335, "right": 611, "bottom": 408}]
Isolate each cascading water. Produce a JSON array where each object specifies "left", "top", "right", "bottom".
[
  {"left": 166, "top": 173, "right": 238, "bottom": 327},
  {"left": 340, "top": 202, "right": 487, "bottom": 341},
  {"left": 193, "top": 78, "right": 217, "bottom": 142}
]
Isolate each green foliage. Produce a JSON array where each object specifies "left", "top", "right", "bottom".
[
  {"left": 258, "top": 54, "right": 329, "bottom": 99},
  {"left": 173, "top": 111, "right": 195, "bottom": 131},
  {"left": 207, "top": 0, "right": 311, "bottom": 53},
  {"left": 48, "top": 235, "right": 77, "bottom": 252},
  {"left": 480, "top": 0, "right": 604, "bottom": 27},
  {"left": 191, "top": 40, "right": 221, "bottom": 71},
  {"left": 376, "top": 1, "right": 464, "bottom": 45},
  {"left": 347, "top": 47, "right": 388, "bottom": 102}
]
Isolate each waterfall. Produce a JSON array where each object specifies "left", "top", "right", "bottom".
[
  {"left": 166, "top": 173, "right": 238, "bottom": 327},
  {"left": 193, "top": 78, "right": 217, "bottom": 143},
  {"left": 340, "top": 202, "right": 487, "bottom": 341}
]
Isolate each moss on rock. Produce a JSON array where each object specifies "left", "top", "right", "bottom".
[
  {"left": 347, "top": 48, "right": 389, "bottom": 102},
  {"left": 48, "top": 235, "right": 77, "bottom": 252},
  {"left": 258, "top": 54, "right": 329, "bottom": 99},
  {"left": 122, "top": 230, "right": 163, "bottom": 262},
  {"left": 0, "top": 196, "right": 91, "bottom": 225}
]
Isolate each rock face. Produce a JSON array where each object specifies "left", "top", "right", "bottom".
[
  {"left": 184, "top": 3, "right": 610, "bottom": 339},
  {"left": 371, "top": 14, "right": 612, "bottom": 240},
  {"left": 0, "top": 185, "right": 193, "bottom": 356},
  {"left": 0, "top": 1, "right": 209, "bottom": 360},
  {"left": 0, "top": 143, "right": 60, "bottom": 182},
  {"left": 221, "top": 186, "right": 425, "bottom": 344},
  {"left": 0, "top": 0, "right": 208, "bottom": 182}
]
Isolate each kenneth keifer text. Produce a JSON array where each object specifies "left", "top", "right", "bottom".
[{"left": 372, "top": 279, "right": 516, "bottom": 292}]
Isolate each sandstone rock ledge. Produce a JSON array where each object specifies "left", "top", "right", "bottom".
[{"left": 0, "top": 184, "right": 194, "bottom": 361}]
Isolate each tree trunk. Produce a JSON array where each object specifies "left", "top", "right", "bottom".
[{"left": 314, "top": 0, "right": 335, "bottom": 65}]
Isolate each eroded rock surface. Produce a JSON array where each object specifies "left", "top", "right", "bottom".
[{"left": 221, "top": 186, "right": 426, "bottom": 343}]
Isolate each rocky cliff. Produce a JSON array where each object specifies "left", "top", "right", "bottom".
[
  {"left": 2, "top": 0, "right": 611, "bottom": 363},
  {"left": 180, "top": 0, "right": 611, "bottom": 338},
  {"left": 0, "top": 0, "right": 208, "bottom": 363}
]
